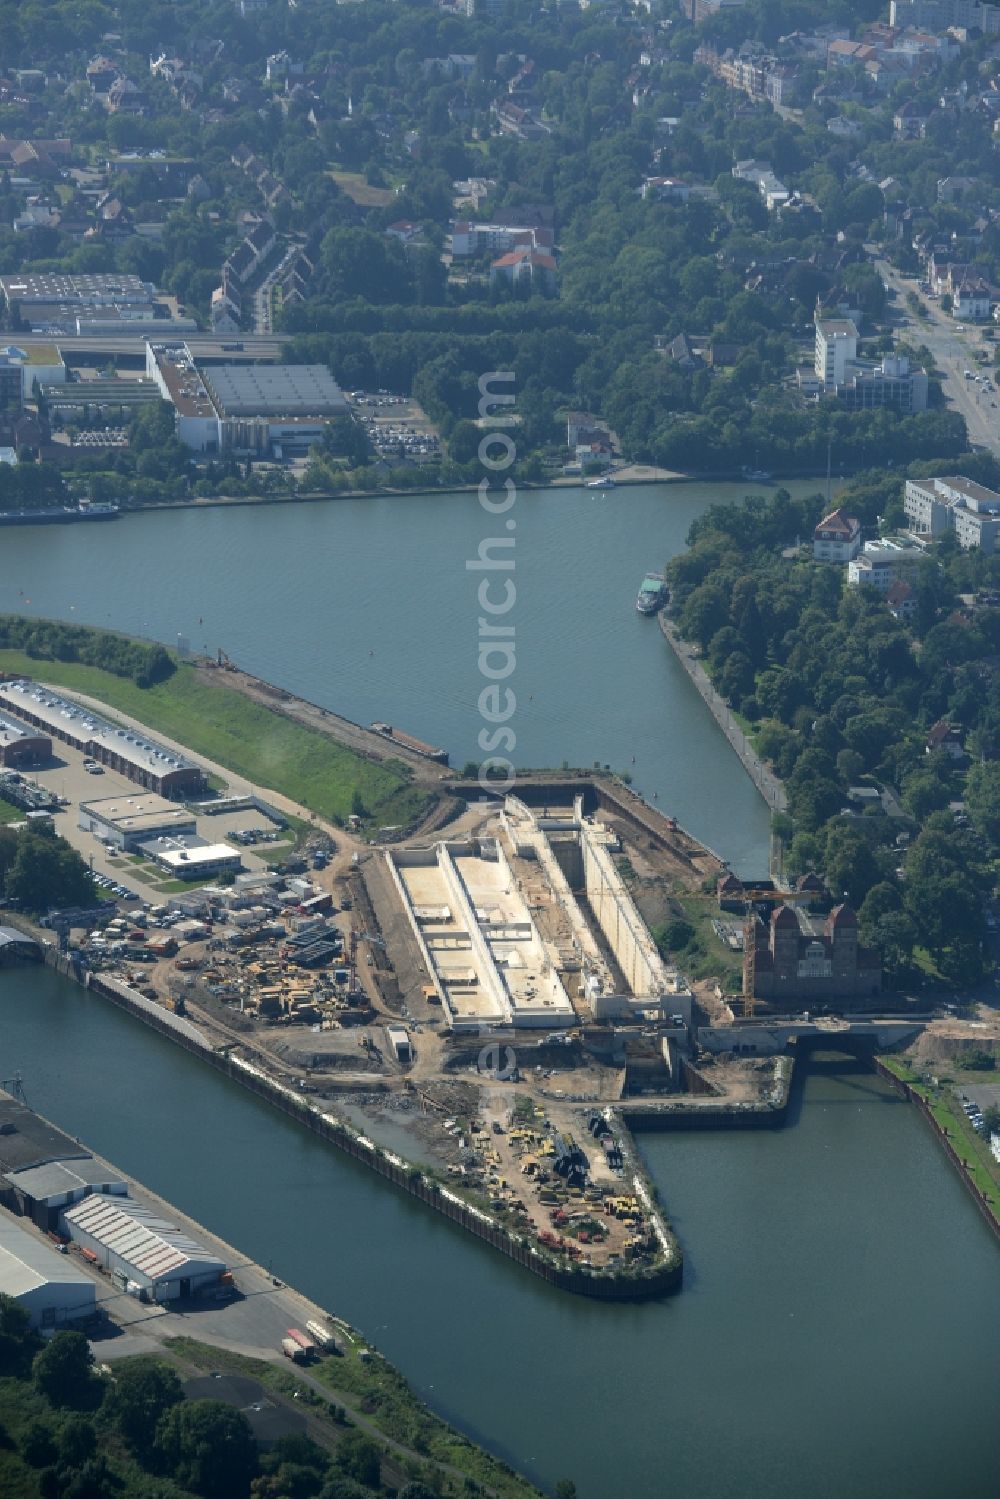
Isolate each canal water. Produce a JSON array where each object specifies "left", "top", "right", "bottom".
[
  {"left": 2, "top": 967, "right": 1000, "bottom": 1499},
  {"left": 0, "top": 480, "right": 798, "bottom": 873}
]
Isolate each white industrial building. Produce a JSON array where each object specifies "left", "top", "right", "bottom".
[
  {"left": 147, "top": 340, "right": 348, "bottom": 457},
  {"left": 0, "top": 1213, "right": 96, "bottom": 1329},
  {"left": 61, "top": 1195, "right": 226, "bottom": 1302},
  {"left": 140, "top": 838, "right": 242, "bottom": 880},
  {"left": 79, "top": 793, "right": 197, "bottom": 852}
]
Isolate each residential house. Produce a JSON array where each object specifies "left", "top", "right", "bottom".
[
  {"left": 87, "top": 56, "right": 119, "bottom": 95},
  {"left": 385, "top": 220, "right": 421, "bottom": 244},
  {"left": 893, "top": 100, "right": 929, "bottom": 138},
  {"left": 641, "top": 176, "right": 690, "bottom": 202},
  {"left": 827, "top": 39, "right": 876, "bottom": 68},
  {"left": 565, "top": 412, "right": 611, "bottom": 448},
  {"left": 106, "top": 77, "right": 144, "bottom": 114},
  {"left": 732, "top": 159, "right": 789, "bottom": 211},
  {"left": 937, "top": 175, "right": 978, "bottom": 203},
  {"left": 926, "top": 720, "right": 965, "bottom": 759},
  {"left": 490, "top": 247, "right": 557, "bottom": 292},
  {"left": 668, "top": 334, "right": 702, "bottom": 370},
  {"left": 885, "top": 579, "right": 916, "bottom": 619},
  {"left": 813, "top": 508, "right": 862, "bottom": 562},
  {"left": 492, "top": 100, "right": 549, "bottom": 139},
  {"left": 700, "top": 343, "right": 739, "bottom": 371},
  {"left": 952, "top": 277, "right": 992, "bottom": 321}
]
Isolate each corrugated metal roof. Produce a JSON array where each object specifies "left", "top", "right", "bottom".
[{"left": 8, "top": 1159, "right": 127, "bottom": 1201}]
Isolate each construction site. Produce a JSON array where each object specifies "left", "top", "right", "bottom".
[{"left": 17, "top": 720, "right": 920, "bottom": 1293}]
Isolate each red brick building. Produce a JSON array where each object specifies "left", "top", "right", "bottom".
[{"left": 745, "top": 903, "right": 881, "bottom": 1003}]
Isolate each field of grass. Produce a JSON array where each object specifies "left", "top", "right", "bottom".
[
  {"left": 0, "top": 799, "right": 24, "bottom": 825},
  {"left": 166, "top": 1336, "right": 542, "bottom": 1499},
  {"left": 327, "top": 170, "right": 395, "bottom": 206},
  {"left": 674, "top": 893, "right": 744, "bottom": 990},
  {"left": 0, "top": 650, "right": 429, "bottom": 831}
]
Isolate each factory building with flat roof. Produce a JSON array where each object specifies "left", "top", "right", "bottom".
[
  {"left": 0, "top": 707, "right": 50, "bottom": 767},
  {"left": 146, "top": 340, "right": 348, "bottom": 456},
  {"left": 61, "top": 1194, "right": 226, "bottom": 1302},
  {"left": 79, "top": 793, "right": 197, "bottom": 851},
  {"left": 140, "top": 837, "right": 242, "bottom": 880},
  {"left": 0, "top": 272, "right": 154, "bottom": 308},
  {"left": 0, "top": 680, "right": 204, "bottom": 797},
  {"left": 0, "top": 1213, "right": 97, "bottom": 1329}
]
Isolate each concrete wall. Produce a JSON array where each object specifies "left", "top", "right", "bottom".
[{"left": 580, "top": 824, "right": 668, "bottom": 999}]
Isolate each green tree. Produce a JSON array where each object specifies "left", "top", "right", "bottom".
[
  {"left": 965, "top": 761, "right": 1000, "bottom": 844},
  {"left": 58, "top": 1414, "right": 97, "bottom": 1467},
  {"left": 33, "top": 1331, "right": 95, "bottom": 1408},
  {"left": 332, "top": 1430, "right": 381, "bottom": 1489},
  {"left": 154, "top": 1400, "right": 258, "bottom": 1499},
  {"left": 21, "top": 1419, "right": 57, "bottom": 1468},
  {"left": 112, "top": 1358, "right": 183, "bottom": 1455},
  {"left": 0, "top": 1291, "right": 34, "bottom": 1375},
  {"left": 5, "top": 831, "right": 95, "bottom": 914}
]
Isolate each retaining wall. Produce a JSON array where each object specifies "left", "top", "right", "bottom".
[{"left": 873, "top": 1058, "right": 1000, "bottom": 1249}]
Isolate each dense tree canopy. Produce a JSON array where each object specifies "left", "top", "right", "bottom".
[{"left": 668, "top": 475, "right": 1000, "bottom": 986}]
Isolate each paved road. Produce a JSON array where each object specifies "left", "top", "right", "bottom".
[{"left": 877, "top": 258, "right": 1000, "bottom": 455}]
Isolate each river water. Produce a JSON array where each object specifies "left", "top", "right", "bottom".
[
  {"left": 3, "top": 482, "right": 1000, "bottom": 1496},
  {"left": 0, "top": 480, "right": 786, "bottom": 872}
]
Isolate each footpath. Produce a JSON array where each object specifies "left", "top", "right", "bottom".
[{"left": 659, "top": 613, "right": 787, "bottom": 814}]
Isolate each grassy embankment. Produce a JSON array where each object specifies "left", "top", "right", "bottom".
[
  {"left": 0, "top": 650, "right": 429, "bottom": 830},
  {"left": 166, "top": 1336, "right": 543, "bottom": 1499},
  {"left": 879, "top": 1054, "right": 1000, "bottom": 1213},
  {"left": 672, "top": 892, "right": 744, "bottom": 991}
]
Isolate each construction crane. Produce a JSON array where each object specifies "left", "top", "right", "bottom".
[
  {"left": 741, "top": 889, "right": 815, "bottom": 1019},
  {"left": 215, "top": 648, "right": 235, "bottom": 670}
]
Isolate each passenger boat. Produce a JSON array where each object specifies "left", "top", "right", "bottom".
[{"left": 636, "top": 572, "right": 667, "bottom": 615}]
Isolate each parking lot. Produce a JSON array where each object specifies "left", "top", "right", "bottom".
[
  {"left": 10, "top": 741, "right": 279, "bottom": 904},
  {"left": 347, "top": 391, "right": 442, "bottom": 462}
]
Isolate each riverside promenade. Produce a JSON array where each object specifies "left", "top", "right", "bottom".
[{"left": 659, "top": 614, "right": 787, "bottom": 814}]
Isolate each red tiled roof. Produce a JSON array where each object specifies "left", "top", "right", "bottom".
[{"left": 814, "top": 507, "right": 860, "bottom": 540}]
